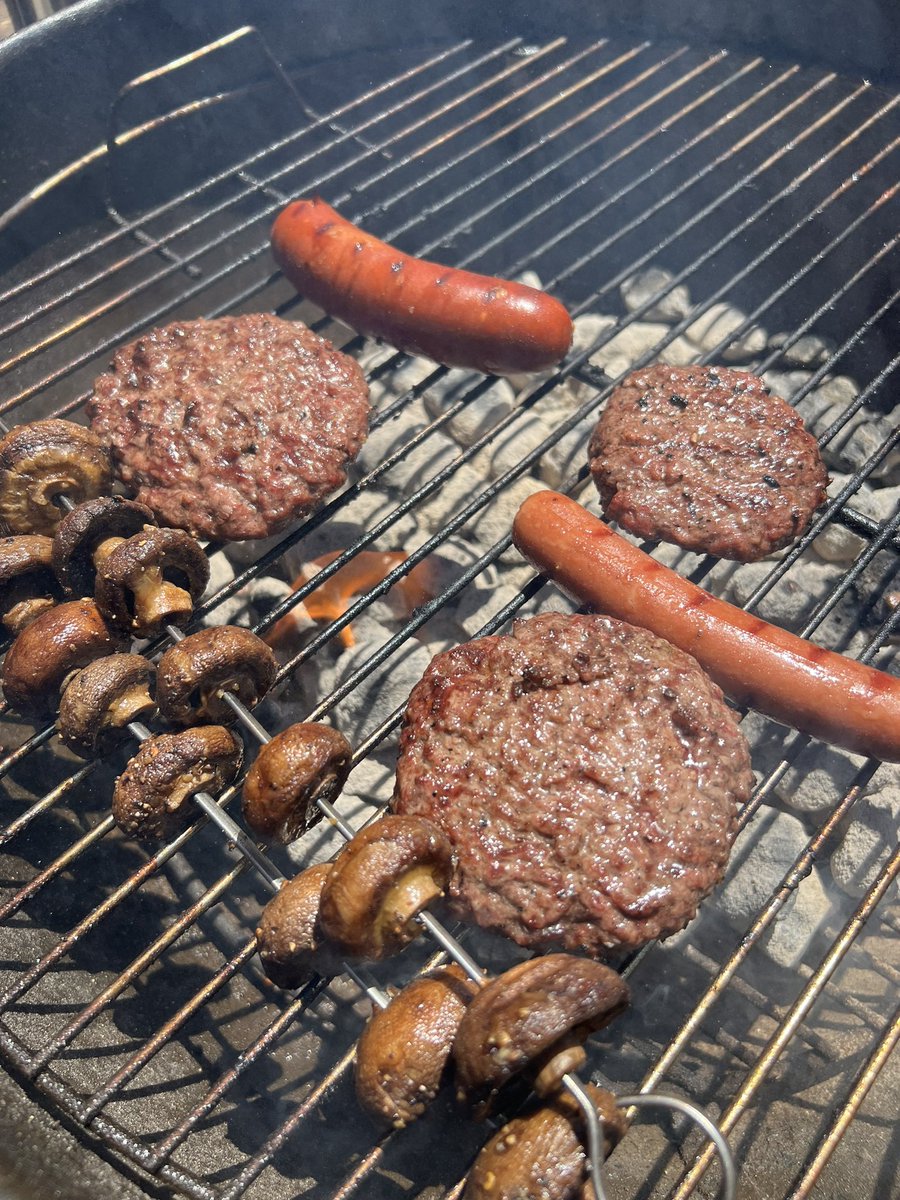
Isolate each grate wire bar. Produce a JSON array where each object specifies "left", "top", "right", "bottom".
[{"left": 0, "top": 27, "right": 898, "bottom": 1200}]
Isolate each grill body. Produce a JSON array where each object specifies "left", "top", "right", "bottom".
[{"left": 0, "top": 4, "right": 898, "bottom": 1200}]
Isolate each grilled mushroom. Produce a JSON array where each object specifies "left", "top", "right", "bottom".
[
  {"left": 112, "top": 726, "right": 243, "bottom": 841},
  {"left": 0, "top": 534, "right": 63, "bottom": 634},
  {"left": 465, "top": 1085, "right": 627, "bottom": 1200},
  {"left": 241, "top": 722, "right": 351, "bottom": 843},
  {"left": 355, "top": 965, "right": 479, "bottom": 1128},
  {"left": 318, "top": 815, "right": 454, "bottom": 960},
  {"left": 453, "top": 956, "right": 629, "bottom": 1108},
  {"left": 256, "top": 863, "right": 346, "bottom": 989},
  {"left": 1, "top": 599, "right": 127, "bottom": 716},
  {"left": 156, "top": 626, "right": 277, "bottom": 725},
  {"left": 52, "top": 496, "right": 156, "bottom": 596},
  {"left": 95, "top": 526, "right": 210, "bottom": 636},
  {"left": 58, "top": 653, "right": 156, "bottom": 758},
  {"left": 0, "top": 419, "right": 112, "bottom": 535}
]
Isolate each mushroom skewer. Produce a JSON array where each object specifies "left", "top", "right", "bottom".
[{"left": 32, "top": 482, "right": 734, "bottom": 1200}]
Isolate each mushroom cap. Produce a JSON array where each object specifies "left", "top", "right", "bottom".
[
  {"left": 112, "top": 725, "right": 243, "bottom": 841},
  {"left": 95, "top": 526, "right": 210, "bottom": 636},
  {"left": 58, "top": 653, "right": 156, "bottom": 758},
  {"left": 318, "top": 814, "right": 454, "bottom": 960},
  {"left": 0, "top": 534, "right": 63, "bottom": 634},
  {"left": 464, "top": 1085, "right": 627, "bottom": 1200},
  {"left": 52, "top": 496, "right": 156, "bottom": 596},
  {"left": 156, "top": 626, "right": 277, "bottom": 725},
  {"left": 255, "top": 863, "right": 346, "bottom": 989},
  {"left": 241, "top": 722, "right": 351, "bottom": 843},
  {"left": 355, "top": 965, "right": 479, "bottom": 1128},
  {"left": 0, "top": 599, "right": 128, "bottom": 716},
  {"left": 0, "top": 419, "right": 113, "bottom": 535},
  {"left": 453, "top": 955, "right": 629, "bottom": 1103}
]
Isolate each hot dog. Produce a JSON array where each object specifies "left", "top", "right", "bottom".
[
  {"left": 270, "top": 197, "right": 573, "bottom": 376},
  {"left": 512, "top": 490, "right": 900, "bottom": 762}
]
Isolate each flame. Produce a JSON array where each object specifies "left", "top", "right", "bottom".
[{"left": 266, "top": 550, "right": 436, "bottom": 650}]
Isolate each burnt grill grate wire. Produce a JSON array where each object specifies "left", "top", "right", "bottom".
[{"left": 0, "top": 26, "right": 898, "bottom": 1200}]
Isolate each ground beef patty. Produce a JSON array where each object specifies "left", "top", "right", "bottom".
[
  {"left": 589, "top": 364, "right": 828, "bottom": 561},
  {"left": 88, "top": 314, "right": 370, "bottom": 541},
  {"left": 393, "top": 613, "right": 751, "bottom": 955}
]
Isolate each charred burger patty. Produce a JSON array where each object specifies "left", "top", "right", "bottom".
[
  {"left": 88, "top": 313, "right": 370, "bottom": 542},
  {"left": 393, "top": 612, "right": 752, "bottom": 954}
]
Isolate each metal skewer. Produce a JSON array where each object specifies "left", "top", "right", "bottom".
[{"left": 32, "top": 482, "right": 736, "bottom": 1199}]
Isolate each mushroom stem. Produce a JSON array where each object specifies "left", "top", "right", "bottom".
[
  {"left": 4, "top": 595, "right": 56, "bottom": 634},
  {"left": 93, "top": 535, "right": 126, "bottom": 565},
  {"left": 378, "top": 864, "right": 448, "bottom": 948},
  {"left": 131, "top": 565, "right": 195, "bottom": 629},
  {"left": 533, "top": 1036, "right": 589, "bottom": 1098}
]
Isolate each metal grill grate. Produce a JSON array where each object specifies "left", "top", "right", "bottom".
[{"left": 0, "top": 27, "right": 898, "bottom": 1200}]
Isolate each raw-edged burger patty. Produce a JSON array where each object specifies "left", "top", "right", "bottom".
[
  {"left": 588, "top": 364, "right": 828, "bottom": 561},
  {"left": 88, "top": 314, "right": 370, "bottom": 541},
  {"left": 393, "top": 612, "right": 752, "bottom": 955}
]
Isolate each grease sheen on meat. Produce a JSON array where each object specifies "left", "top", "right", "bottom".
[
  {"left": 88, "top": 314, "right": 370, "bottom": 541},
  {"left": 393, "top": 613, "right": 752, "bottom": 954},
  {"left": 589, "top": 364, "right": 828, "bottom": 561}
]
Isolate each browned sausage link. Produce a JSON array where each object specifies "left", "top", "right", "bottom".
[
  {"left": 270, "top": 197, "right": 573, "bottom": 376},
  {"left": 512, "top": 490, "right": 900, "bottom": 763}
]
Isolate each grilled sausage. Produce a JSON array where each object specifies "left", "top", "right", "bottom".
[
  {"left": 270, "top": 196, "right": 573, "bottom": 376},
  {"left": 512, "top": 490, "right": 900, "bottom": 763}
]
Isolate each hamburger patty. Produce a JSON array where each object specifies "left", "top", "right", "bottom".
[
  {"left": 589, "top": 364, "right": 828, "bottom": 561},
  {"left": 88, "top": 314, "right": 370, "bottom": 541},
  {"left": 393, "top": 613, "right": 752, "bottom": 954}
]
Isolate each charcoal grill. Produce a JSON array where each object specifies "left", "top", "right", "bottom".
[{"left": 0, "top": 2, "right": 898, "bottom": 1198}]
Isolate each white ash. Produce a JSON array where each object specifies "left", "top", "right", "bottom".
[
  {"left": 588, "top": 320, "right": 681, "bottom": 379},
  {"left": 219, "top": 523, "right": 305, "bottom": 567},
  {"left": 539, "top": 407, "right": 604, "bottom": 489},
  {"left": 621, "top": 267, "right": 693, "bottom": 322},
  {"left": 422, "top": 371, "right": 517, "bottom": 447},
  {"left": 360, "top": 344, "right": 438, "bottom": 408},
  {"left": 762, "top": 369, "right": 815, "bottom": 405},
  {"left": 200, "top": 548, "right": 306, "bottom": 632},
  {"left": 714, "top": 808, "right": 811, "bottom": 930},
  {"left": 724, "top": 558, "right": 843, "bottom": 630},
  {"left": 451, "top": 581, "right": 529, "bottom": 639},
  {"left": 464, "top": 474, "right": 546, "bottom": 563},
  {"left": 775, "top": 744, "right": 866, "bottom": 814},
  {"left": 354, "top": 395, "right": 430, "bottom": 477},
  {"left": 812, "top": 476, "right": 880, "bottom": 565},
  {"left": 313, "top": 629, "right": 434, "bottom": 747},
  {"left": 798, "top": 374, "right": 860, "bottom": 431},
  {"left": 413, "top": 460, "right": 485, "bottom": 536},
  {"left": 570, "top": 312, "right": 618, "bottom": 357},
  {"left": 759, "top": 865, "right": 833, "bottom": 970},
  {"left": 684, "top": 302, "right": 768, "bottom": 361},
  {"left": 205, "top": 550, "right": 237, "bottom": 596},
  {"left": 655, "top": 333, "right": 702, "bottom": 366},
  {"left": 285, "top": 787, "right": 380, "bottom": 870},
  {"left": 279, "top": 503, "right": 419, "bottom": 580},
  {"left": 826, "top": 410, "right": 900, "bottom": 481},
  {"left": 472, "top": 409, "right": 552, "bottom": 481},
  {"left": 768, "top": 331, "right": 833, "bottom": 367},
  {"left": 378, "top": 427, "right": 460, "bottom": 494},
  {"left": 830, "top": 785, "right": 900, "bottom": 899},
  {"left": 341, "top": 754, "right": 398, "bottom": 809}
]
